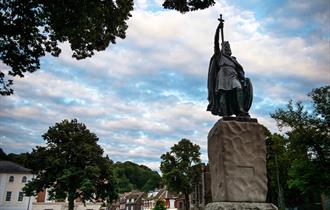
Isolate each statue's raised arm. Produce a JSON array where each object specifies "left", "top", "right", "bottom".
[
  {"left": 213, "top": 14, "right": 225, "bottom": 54},
  {"left": 214, "top": 23, "right": 220, "bottom": 54},
  {"left": 207, "top": 14, "right": 253, "bottom": 118}
]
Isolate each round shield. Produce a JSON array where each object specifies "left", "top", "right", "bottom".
[{"left": 243, "top": 78, "right": 253, "bottom": 112}]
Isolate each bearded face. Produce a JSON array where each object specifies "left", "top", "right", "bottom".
[{"left": 223, "top": 42, "right": 232, "bottom": 56}]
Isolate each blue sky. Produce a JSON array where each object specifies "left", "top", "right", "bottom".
[{"left": 1, "top": 0, "right": 329, "bottom": 171}]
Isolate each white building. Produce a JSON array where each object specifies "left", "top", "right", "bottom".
[
  {"left": 0, "top": 160, "right": 34, "bottom": 210},
  {"left": 0, "top": 160, "right": 103, "bottom": 210}
]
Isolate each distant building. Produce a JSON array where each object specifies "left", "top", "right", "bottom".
[
  {"left": 0, "top": 160, "right": 34, "bottom": 210},
  {"left": 0, "top": 161, "right": 106, "bottom": 210},
  {"left": 142, "top": 189, "right": 160, "bottom": 210},
  {"left": 118, "top": 193, "right": 128, "bottom": 210},
  {"left": 124, "top": 191, "right": 145, "bottom": 210},
  {"left": 142, "top": 189, "right": 184, "bottom": 210},
  {"left": 110, "top": 191, "right": 145, "bottom": 210}
]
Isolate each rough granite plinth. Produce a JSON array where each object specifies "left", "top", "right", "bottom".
[
  {"left": 208, "top": 119, "right": 267, "bottom": 202},
  {"left": 206, "top": 202, "right": 278, "bottom": 210}
]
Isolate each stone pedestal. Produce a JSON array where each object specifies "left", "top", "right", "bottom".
[
  {"left": 207, "top": 119, "right": 267, "bottom": 202},
  {"left": 206, "top": 202, "right": 278, "bottom": 210}
]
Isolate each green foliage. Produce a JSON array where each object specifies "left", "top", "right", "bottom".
[
  {"left": 265, "top": 131, "right": 304, "bottom": 208},
  {"left": 160, "top": 138, "right": 201, "bottom": 210},
  {"left": 23, "top": 119, "right": 117, "bottom": 210},
  {"left": 270, "top": 85, "right": 330, "bottom": 197},
  {"left": 0, "top": 0, "right": 134, "bottom": 95},
  {"left": 163, "top": 0, "right": 215, "bottom": 13},
  {"left": 0, "top": 148, "right": 7, "bottom": 160},
  {"left": 142, "top": 174, "right": 162, "bottom": 192},
  {"left": 6, "top": 152, "right": 29, "bottom": 166},
  {"left": 113, "top": 161, "right": 161, "bottom": 193},
  {"left": 153, "top": 199, "right": 166, "bottom": 210},
  {"left": 0, "top": 149, "right": 31, "bottom": 167},
  {"left": 0, "top": 0, "right": 216, "bottom": 95}
]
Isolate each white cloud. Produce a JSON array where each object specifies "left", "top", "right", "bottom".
[
  {"left": 42, "top": 1, "right": 328, "bottom": 85},
  {"left": 1, "top": 0, "right": 329, "bottom": 172}
]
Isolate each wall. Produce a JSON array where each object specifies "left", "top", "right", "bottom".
[
  {"left": 0, "top": 173, "right": 34, "bottom": 210},
  {"left": 32, "top": 202, "right": 102, "bottom": 210}
]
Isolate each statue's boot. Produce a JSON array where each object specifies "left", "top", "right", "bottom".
[{"left": 236, "top": 88, "right": 249, "bottom": 117}]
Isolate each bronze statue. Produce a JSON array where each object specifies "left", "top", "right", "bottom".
[{"left": 207, "top": 14, "right": 253, "bottom": 117}]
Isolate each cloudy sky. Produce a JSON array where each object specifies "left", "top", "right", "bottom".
[{"left": 1, "top": 0, "right": 329, "bottom": 171}]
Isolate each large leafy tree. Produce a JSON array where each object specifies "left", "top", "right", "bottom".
[
  {"left": 0, "top": 0, "right": 134, "bottom": 95},
  {"left": 23, "top": 119, "right": 117, "bottom": 210},
  {"left": 163, "top": 0, "right": 215, "bottom": 13},
  {"left": 265, "top": 130, "right": 304, "bottom": 209},
  {"left": 160, "top": 139, "right": 201, "bottom": 210},
  {"left": 0, "top": 0, "right": 215, "bottom": 95},
  {"left": 270, "top": 86, "right": 330, "bottom": 204}
]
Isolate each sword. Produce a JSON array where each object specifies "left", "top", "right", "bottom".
[{"left": 218, "top": 14, "right": 225, "bottom": 50}]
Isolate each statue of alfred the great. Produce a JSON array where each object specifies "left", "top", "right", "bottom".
[{"left": 207, "top": 14, "right": 253, "bottom": 117}]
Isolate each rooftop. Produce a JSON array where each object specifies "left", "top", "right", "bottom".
[{"left": 0, "top": 160, "right": 31, "bottom": 174}]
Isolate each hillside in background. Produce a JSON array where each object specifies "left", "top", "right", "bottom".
[{"left": 114, "top": 161, "right": 161, "bottom": 193}]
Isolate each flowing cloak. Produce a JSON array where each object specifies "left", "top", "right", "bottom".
[{"left": 207, "top": 52, "right": 220, "bottom": 115}]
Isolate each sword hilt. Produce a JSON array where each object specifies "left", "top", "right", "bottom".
[
  {"left": 218, "top": 14, "right": 224, "bottom": 22},
  {"left": 218, "top": 14, "right": 224, "bottom": 28},
  {"left": 218, "top": 14, "right": 225, "bottom": 48}
]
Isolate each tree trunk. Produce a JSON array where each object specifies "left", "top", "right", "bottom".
[
  {"left": 184, "top": 193, "right": 190, "bottom": 210},
  {"left": 68, "top": 191, "right": 75, "bottom": 210},
  {"left": 274, "top": 153, "right": 285, "bottom": 209},
  {"left": 321, "top": 193, "right": 330, "bottom": 210}
]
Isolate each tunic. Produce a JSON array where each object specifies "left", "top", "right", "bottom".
[{"left": 216, "top": 55, "right": 241, "bottom": 91}]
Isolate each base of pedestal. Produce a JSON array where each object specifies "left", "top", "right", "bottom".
[{"left": 206, "top": 202, "right": 278, "bottom": 210}]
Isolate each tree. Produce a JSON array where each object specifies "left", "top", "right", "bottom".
[
  {"left": 163, "top": 0, "right": 215, "bottom": 13},
  {"left": 270, "top": 85, "right": 330, "bottom": 208},
  {"left": 23, "top": 119, "right": 117, "bottom": 210},
  {"left": 153, "top": 199, "right": 166, "bottom": 210},
  {"left": 1, "top": 0, "right": 216, "bottom": 95},
  {"left": 265, "top": 129, "right": 304, "bottom": 209},
  {"left": 142, "top": 174, "right": 162, "bottom": 192},
  {"left": 0, "top": 148, "right": 7, "bottom": 160},
  {"left": 6, "top": 152, "right": 29, "bottom": 166},
  {"left": 0, "top": 0, "right": 134, "bottom": 95},
  {"left": 0, "top": 148, "right": 32, "bottom": 167},
  {"left": 160, "top": 139, "right": 201, "bottom": 210}
]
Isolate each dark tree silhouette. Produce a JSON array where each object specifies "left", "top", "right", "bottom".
[
  {"left": 160, "top": 139, "right": 201, "bottom": 210},
  {"left": 1, "top": 0, "right": 133, "bottom": 95},
  {"left": 1, "top": 0, "right": 215, "bottom": 95},
  {"left": 23, "top": 119, "right": 117, "bottom": 210},
  {"left": 271, "top": 85, "right": 330, "bottom": 209}
]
